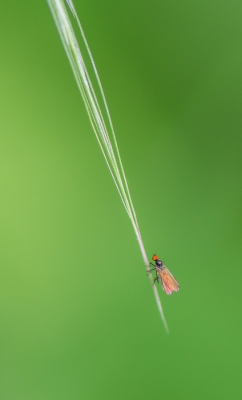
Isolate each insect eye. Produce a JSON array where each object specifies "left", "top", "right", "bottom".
[{"left": 152, "top": 255, "right": 159, "bottom": 261}]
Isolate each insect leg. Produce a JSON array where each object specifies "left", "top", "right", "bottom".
[
  {"left": 154, "top": 270, "right": 159, "bottom": 284},
  {"left": 147, "top": 268, "right": 156, "bottom": 274}
]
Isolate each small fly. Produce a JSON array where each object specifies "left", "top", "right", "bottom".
[{"left": 148, "top": 255, "right": 179, "bottom": 295}]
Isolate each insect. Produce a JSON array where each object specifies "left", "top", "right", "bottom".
[{"left": 148, "top": 255, "right": 179, "bottom": 295}]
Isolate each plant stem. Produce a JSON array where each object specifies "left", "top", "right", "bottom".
[{"left": 47, "top": 0, "right": 169, "bottom": 333}]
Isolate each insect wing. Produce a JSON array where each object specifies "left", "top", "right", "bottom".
[{"left": 158, "top": 267, "right": 179, "bottom": 295}]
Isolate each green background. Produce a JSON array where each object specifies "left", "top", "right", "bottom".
[{"left": 1, "top": 1, "right": 242, "bottom": 399}]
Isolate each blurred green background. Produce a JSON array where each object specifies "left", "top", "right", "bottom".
[{"left": 0, "top": 0, "right": 242, "bottom": 399}]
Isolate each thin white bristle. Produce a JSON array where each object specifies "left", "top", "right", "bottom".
[{"left": 47, "top": 0, "right": 169, "bottom": 332}]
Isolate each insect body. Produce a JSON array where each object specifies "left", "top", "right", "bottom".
[{"left": 148, "top": 255, "right": 179, "bottom": 295}]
